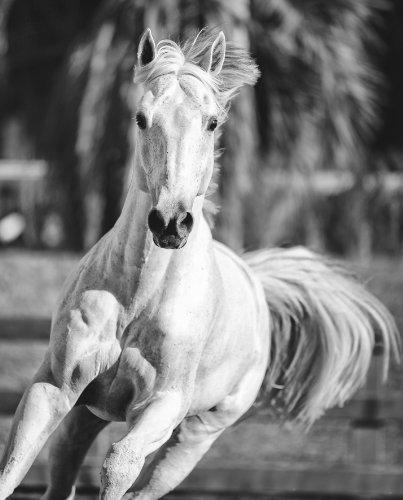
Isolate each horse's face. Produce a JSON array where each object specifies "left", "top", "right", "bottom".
[
  {"left": 135, "top": 30, "right": 225, "bottom": 249},
  {"left": 135, "top": 76, "right": 217, "bottom": 249}
]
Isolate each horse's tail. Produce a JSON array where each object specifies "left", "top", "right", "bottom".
[{"left": 244, "top": 247, "right": 400, "bottom": 427}]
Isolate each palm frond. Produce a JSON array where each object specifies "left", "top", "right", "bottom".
[
  {"left": 252, "top": 0, "right": 385, "bottom": 172},
  {"left": 45, "top": 0, "right": 141, "bottom": 249}
]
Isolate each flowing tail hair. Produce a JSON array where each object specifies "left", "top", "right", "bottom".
[{"left": 244, "top": 247, "right": 400, "bottom": 427}]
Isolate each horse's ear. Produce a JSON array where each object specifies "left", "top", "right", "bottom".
[
  {"left": 137, "top": 28, "right": 156, "bottom": 67},
  {"left": 200, "top": 32, "right": 226, "bottom": 76}
]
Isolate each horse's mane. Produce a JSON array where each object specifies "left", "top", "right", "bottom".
[{"left": 134, "top": 29, "right": 260, "bottom": 122}]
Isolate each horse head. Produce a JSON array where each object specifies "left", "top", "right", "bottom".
[{"left": 133, "top": 28, "right": 259, "bottom": 249}]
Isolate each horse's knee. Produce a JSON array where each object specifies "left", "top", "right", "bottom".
[{"left": 100, "top": 442, "right": 144, "bottom": 499}]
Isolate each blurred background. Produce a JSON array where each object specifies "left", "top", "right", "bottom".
[
  {"left": 1, "top": 0, "right": 403, "bottom": 498},
  {"left": 0, "top": 0, "right": 402, "bottom": 254}
]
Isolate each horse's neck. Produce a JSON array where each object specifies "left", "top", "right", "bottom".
[
  {"left": 112, "top": 185, "right": 157, "bottom": 269},
  {"left": 107, "top": 178, "right": 212, "bottom": 311}
]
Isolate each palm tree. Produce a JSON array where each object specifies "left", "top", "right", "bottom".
[
  {"left": 249, "top": 0, "right": 383, "bottom": 254},
  {"left": 0, "top": 0, "right": 13, "bottom": 154},
  {"left": 3, "top": 0, "right": 384, "bottom": 252},
  {"left": 44, "top": 0, "right": 144, "bottom": 249},
  {"left": 45, "top": 0, "right": 188, "bottom": 249},
  {"left": 47, "top": 0, "right": 258, "bottom": 250},
  {"left": 0, "top": 0, "right": 104, "bottom": 248}
]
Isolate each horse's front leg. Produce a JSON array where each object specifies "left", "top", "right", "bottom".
[
  {"left": 41, "top": 405, "right": 110, "bottom": 500},
  {"left": 100, "top": 393, "right": 185, "bottom": 500},
  {"left": 124, "top": 412, "right": 227, "bottom": 500},
  {"left": 124, "top": 367, "right": 267, "bottom": 500},
  {"left": 0, "top": 355, "right": 78, "bottom": 499}
]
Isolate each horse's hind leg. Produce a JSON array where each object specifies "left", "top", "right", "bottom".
[{"left": 41, "top": 405, "right": 109, "bottom": 500}]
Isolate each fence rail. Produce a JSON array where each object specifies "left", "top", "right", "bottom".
[
  {"left": 0, "top": 317, "right": 50, "bottom": 340},
  {"left": 1, "top": 316, "right": 403, "bottom": 499},
  {"left": 0, "top": 159, "right": 48, "bottom": 247}
]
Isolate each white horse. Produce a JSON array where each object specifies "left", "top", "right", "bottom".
[{"left": 0, "top": 29, "right": 399, "bottom": 500}]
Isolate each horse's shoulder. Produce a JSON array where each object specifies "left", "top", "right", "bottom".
[
  {"left": 49, "top": 287, "right": 122, "bottom": 389},
  {"left": 76, "top": 289, "right": 120, "bottom": 326},
  {"left": 53, "top": 235, "right": 122, "bottom": 327},
  {"left": 49, "top": 242, "right": 123, "bottom": 376},
  {"left": 52, "top": 288, "right": 121, "bottom": 344}
]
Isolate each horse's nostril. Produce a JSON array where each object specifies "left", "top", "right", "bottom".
[
  {"left": 181, "top": 212, "right": 194, "bottom": 232},
  {"left": 148, "top": 209, "right": 166, "bottom": 235},
  {"left": 149, "top": 209, "right": 194, "bottom": 243}
]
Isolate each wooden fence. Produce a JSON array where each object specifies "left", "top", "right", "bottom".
[
  {"left": 0, "top": 160, "right": 47, "bottom": 247},
  {"left": 1, "top": 318, "right": 403, "bottom": 499},
  {"left": 1, "top": 160, "right": 403, "bottom": 254}
]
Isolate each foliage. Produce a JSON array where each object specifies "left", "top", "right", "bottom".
[
  {"left": 0, "top": 0, "right": 401, "bottom": 254},
  {"left": 251, "top": 0, "right": 383, "bottom": 172},
  {"left": 45, "top": 0, "right": 142, "bottom": 249}
]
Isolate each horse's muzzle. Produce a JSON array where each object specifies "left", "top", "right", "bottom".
[{"left": 148, "top": 208, "right": 194, "bottom": 250}]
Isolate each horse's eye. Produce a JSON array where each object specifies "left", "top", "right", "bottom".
[
  {"left": 207, "top": 117, "right": 218, "bottom": 132},
  {"left": 136, "top": 112, "right": 147, "bottom": 130}
]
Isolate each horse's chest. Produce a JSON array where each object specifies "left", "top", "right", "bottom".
[
  {"left": 82, "top": 318, "right": 202, "bottom": 421},
  {"left": 125, "top": 319, "right": 201, "bottom": 385}
]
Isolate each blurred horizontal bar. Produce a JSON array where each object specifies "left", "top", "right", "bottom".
[
  {"left": 0, "top": 160, "right": 48, "bottom": 182},
  {"left": 12, "top": 485, "right": 384, "bottom": 500},
  {"left": 0, "top": 317, "right": 51, "bottom": 340},
  {"left": 1, "top": 389, "right": 402, "bottom": 420},
  {"left": 0, "top": 390, "right": 22, "bottom": 414},
  {"left": 264, "top": 171, "right": 403, "bottom": 196},
  {"left": 15, "top": 462, "right": 403, "bottom": 498}
]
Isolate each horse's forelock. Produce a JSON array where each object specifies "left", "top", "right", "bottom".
[{"left": 134, "top": 29, "right": 260, "bottom": 119}]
